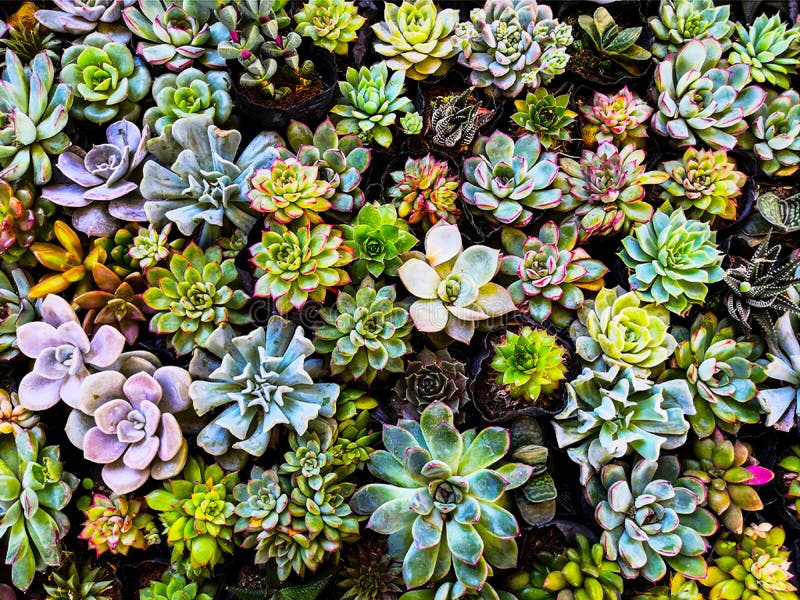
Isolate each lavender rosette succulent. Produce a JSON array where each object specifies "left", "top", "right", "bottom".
[{"left": 35, "top": 0, "right": 135, "bottom": 43}]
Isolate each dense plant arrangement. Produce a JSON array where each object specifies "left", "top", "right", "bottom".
[{"left": 0, "top": 0, "right": 799, "bottom": 598}]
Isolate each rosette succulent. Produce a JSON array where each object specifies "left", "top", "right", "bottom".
[
  {"left": 388, "top": 154, "right": 460, "bottom": 227},
  {"left": 555, "top": 142, "right": 668, "bottom": 239},
  {"left": 500, "top": 221, "right": 607, "bottom": 327},
  {"left": 729, "top": 14, "right": 800, "bottom": 90},
  {"left": 758, "top": 310, "right": 800, "bottom": 431},
  {"left": 649, "top": 0, "right": 734, "bottom": 60},
  {"left": 401, "top": 111, "right": 423, "bottom": 135},
  {"left": 79, "top": 494, "right": 158, "bottom": 556},
  {"left": 330, "top": 62, "right": 415, "bottom": 148},
  {"left": 342, "top": 203, "right": 417, "bottom": 280},
  {"left": 630, "top": 574, "right": 704, "bottom": 600},
  {"left": 189, "top": 316, "right": 339, "bottom": 467},
  {"left": 511, "top": 89, "right": 576, "bottom": 149},
  {"left": 372, "top": 0, "right": 460, "bottom": 81},
  {"left": 35, "top": 0, "right": 135, "bottom": 40},
  {"left": 143, "top": 243, "right": 250, "bottom": 356},
  {"left": 554, "top": 365, "right": 694, "bottom": 485},
  {"left": 139, "top": 572, "right": 212, "bottom": 600},
  {"left": 60, "top": 32, "right": 151, "bottom": 124},
  {"left": 462, "top": 131, "right": 561, "bottom": 227},
  {"left": 0, "top": 268, "right": 35, "bottom": 361},
  {"left": 0, "top": 429, "right": 79, "bottom": 591},
  {"left": 0, "top": 181, "right": 54, "bottom": 265},
  {"left": 0, "top": 389, "right": 38, "bottom": 434},
  {"left": 739, "top": 89, "right": 800, "bottom": 177},
  {"left": 248, "top": 157, "right": 334, "bottom": 225},
  {"left": 393, "top": 348, "right": 469, "bottom": 419},
  {"left": 351, "top": 402, "right": 533, "bottom": 590},
  {"left": 491, "top": 327, "right": 566, "bottom": 402},
  {"left": 651, "top": 38, "right": 767, "bottom": 150},
  {"left": 619, "top": 210, "right": 724, "bottom": 315},
  {"left": 122, "top": 0, "right": 228, "bottom": 71},
  {"left": 0, "top": 49, "right": 73, "bottom": 185},
  {"left": 128, "top": 223, "right": 174, "bottom": 268},
  {"left": 398, "top": 221, "right": 516, "bottom": 344},
  {"left": 587, "top": 456, "right": 718, "bottom": 582},
  {"left": 580, "top": 87, "right": 653, "bottom": 148},
  {"left": 338, "top": 542, "right": 404, "bottom": 600},
  {"left": 294, "top": 0, "right": 365, "bottom": 55}
]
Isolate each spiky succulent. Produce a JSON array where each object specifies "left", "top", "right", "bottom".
[
  {"left": 0, "top": 268, "right": 35, "bottom": 360},
  {"left": 500, "top": 221, "right": 607, "bottom": 327},
  {"left": 393, "top": 348, "right": 469, "bottom": 419},
  {"left": 43, "top": 561, "right": 114, "bottom": 600},
  {"left": 587, "top": 456, "right": 718, "bottom": 582},
  {"left": 0, "top": 429, "right": 79, "bottom": 591},
  {"left": 79, "top": 494, "right": 158, "bottom": 556},
  {"left": 729, "top": 14, "right": 800, "bottom": 90},
  {"left": 649, "top": 0, "right": 734, "bottom": 60},
  {"left": 758, "top": 310, "right": 800, "bottom": 431},
  {"left": 739, "top": 89, "right": 800, "bottom": 177},
  {"left": 351, "top": 402, "right": 533, "bottom": 590},
  {"left": 0, "top": 181, "right": 54, "bottom": 265},
  {"left": 0, "top": 389, "right": 38, "bottom": 434},
  {"left": 0, "top": 21, "right": 59, "bottom": 65},
  {"left": 35, "top": 0, "right": 135, "bottom": 39},
  {"left": 144, "top": 69, "right": 232, "bottom": 135},
  {"left": 511, "top": 89, "right": 576, "bottom": 149},
  {"left": 579, "top": 7, "right": 651, "bottom": 75},
  {"left": 388, "top": 154, "right": 460, "bottom": 227},
  {"left": 490, "top": 327, "right": 566, "bottom": 402},
  {"left": 555, "top": 142, "right": 668, "bottom": 239},
  {"left": 341, "top": 203, "right": 416, "bottom": 280},
  {"left": 250, "top": 222, "right": 352, "bottom": 315},
  {"left": 0, "top": 50, "right": 73, "bottom": 185},
  {"left": 701, "top": 523, "right": 798, "bottom": 600},
  {"left": 580, "top": 87, "right": 653, "bottom": 148},
  {"left": 189, "top": 316, "right": 339, "bottom": 468},
  {"left": 338, "top": 542, "right": 404, "bottom": 600},
  {"left": 330, "top": 62, "right": 415, "bottom": 148},
  {"left": 462, "top": 131, "right": 561, "bottom": 227},
  {"left": 294, "top": 0, "right": 365, "bottom": 55},
  {"left": 139, "top": 571, "right": 213, "bottom": 600},
  {"left": 651, "top": 38, "right": 767, "bottom": 150},
  {"left": 429, "top": 88, "right": 494, "bottom": 150}
]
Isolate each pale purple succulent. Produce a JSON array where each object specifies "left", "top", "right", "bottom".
[
  {"left": 41, "top": 120, "right": 149, "bottom": 236},
  {"left": 36, "top": 0, "right": 134, "bottom": 43},
  {"left": 16, "top": 294, "right": 126, "bottom": 411},
  {"left": 65, "top": 367, "right": 191, "bottom": 494}
]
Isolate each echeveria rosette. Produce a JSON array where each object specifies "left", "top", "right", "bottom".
[
  {"left": 60, "top": 32, "right": 152, "bottom": 125},
  {"left": 554, "top": 365, "right": 694, "bottom": 485},
  {"left": 351, "top": 402, "right": 533, "bottom": 590},
  {"left": 651, "top": 38, "right": 767, "bottom": 150},
  {"left": 462, "top": 131, "right": 561, "bottom": 227},
  {"left": 586, "top": 456, "right": 718, "bottom": 582},
  {"left": 294, "top": 0, "right": 366, "bottom": 55},
  {"left": 649, "top": 0, "right": 734, "bottom": 60},
  {"left": 580, "top": 87, "right": 653, "bottom": 149},
  {"left": 500, "top": 221, "right": 608, "bottom": 327},
  {"left": 0, "top": 182, "right": 54, "bottom": 266},
  {"left": 758, "top": 310, "right": 800, "bottom": 432},
  {"left": 739, "top": 89, "right": 800, "bottom": 177},
  {"left": 511, "top": 89, "right": 576, "bottom": 149},
  {"left": 372, "top": 0, "right": 460, "bottom": 81},
  {"left": 619, "top": 211, "right": 725, "bottom": 316},
  {"left": 341, "top": 203, "right": 417, "bottom": 280},
  {"left": 0, "top": 50, "right": 73, "bottom": 185},
  {"left": 16, "top": 294, "right": 125, "bottom": 411},
  {"left": 35, "top": 0, "right": 135, "bottom": 40},
  {"left": 0, "top": 429, "right": 79, "bottom": 591},
  {"left": 140, "top": 572, "right": 212, "bottom": 600},
  {"left": 189, "top": 316, "right": 339, "bottom": 468},
  {"left": 388, "top": 154, "right": 460, "bottom": 228},
  {"left": 392, "top": 348, "right": 469, "bottom": 419},
  {"left": 490, "top": 327, "right": 566, "bottom": 402},
  {"left": 79, "top": 494, "right": 158, "bottom": 557},
  {"left": 64, "top": 367, "right": 191, "bottom": 495},
  {"left": 398, "top": 221, "right": 516, "bottom": 344},
  {"left": 122, "top": 0, "right": 229, "bottom": 71},
  {"left": 729, "top": 14, "right": 800, "bottom": 90},
  {"left": 143, "top": 243, "right": 250, "bottom": 356}
]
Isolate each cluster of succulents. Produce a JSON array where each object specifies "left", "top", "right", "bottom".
[{"left": 1, "top": 0, "right": 799, "bottom": 598}]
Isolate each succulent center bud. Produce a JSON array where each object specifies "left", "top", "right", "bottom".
[
  {"left": 354, "top": 306, "right": 385, "bottom": 339},
  {"left": 430, "top": 480, "right": 466, "bottom": 513},
  {"left": 126, "top": 408, "right": 146, "bottom": 430},
  {"left": 416, "top": 369, "right": 446, "bottom": 399},
  {"left": 275, "top": 241, "right": 302, "bottom": 270},
  {"left": 55, "top": 343, "right": 84, "bottom": 374},
  {"left": 236, "top": 359, "right": 293, "bottom": 411},
  {"left": 363, "top": 234, "right": 386, "bottom": 258},
  {"left": 183, "top": 281, "right": 216, "bottom": 314},
  {"left": 299, "top": 451, "right": 327, "bottom": 477},
  {"left": 174, "top": 87, "right": 204, "bottom": 112},
  {"left": 86, "top": 144, "right": 124, "bottom": 180},
  {"left": 437, "top": 274, "right": 462, "bottom": 303},
  {"left": 194, "top": 491, "right": 227, "bottom": 523}
]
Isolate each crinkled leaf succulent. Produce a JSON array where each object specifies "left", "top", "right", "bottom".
[
  {"left": 579, "top": 7, "right": 651, "bottom": 75},
  {"left": 491, "top": 327, "right": 566, "bottom": 402},
  {"left": 35, "top": 0, "right": 134, "bottom": 40},
  {"left": 248, "top": 157, "right": 334, "bottom": 225},
  {"left": 580, "top": 87, "right": 653, "bottom": 149},
  {"left": 0, "top": 268, "right": 35, "bottom": 361},
  {"left": 388, "top": 154, "right": 460, "bottom": 227},
  {"left": 739, "top": 89, "right": 800, "bottom": 177},
  {"left": 351, "top": 402, "right": 533, "bottom": 590},
  {"left": 512, "top": 89, "right": 576, "bottom": 149},
  {"left": 0, "top": 181, "right": 55, "bottom": 265},
  {"left": 144, "top": 69, "right": 233, "bottom": 135},
  {"left": 649, "top": 0, "right": 734, "bottom": 60},
  {"left": 398, "top": 221, "right": 516, "bottom": 344},
  {"left": 393, "top": 348, "right": 469, "bottom": 419},
  {"left": 501, "top": 221, "right": 607, "bottom": 327},
  {"left": 294, "top": 0, "right": 365, "bottom": 55},
  {"left": 462, "top": 131, "right": 561, "bottom": 227},
  {"left": 729, "top": 14, "right": 800, "bottom": 90},
  {"left": 79, "top": 493, "right": 158, "bottom": 556},
  {"left": 758, "top": 310, "right": 800, "bottom": 431}
]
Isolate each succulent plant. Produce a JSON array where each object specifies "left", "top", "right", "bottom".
[
  {"left": 0, "top": 389, "right": 38, "bottom": 434},
  {"left": 35, "top": 0, "right": 135, "bottom": 40},
  {"left": 683, "top": 429, "right": 773, "bottom": 534},
  {"left": 398, "top": 221, "right": 516, "bottom": 344},
  {"left": 491, "top": 327, "right": 566, "bottom": 402},
  {"left": 511, "top": 89, "right": 576, "bottom": 149},
  {"left": 572, "top": 287, "right": 677, "bottom": 377},
  {"left": 122, "top": 0, "right": 228, "bottom": 71},
  {"left": 579, "top": 7, "right": 651, "bottom": 75},
  {"left": 43, "top": 561, "right": 114, "bottom": 600},
  {"left": 0, "top": 21, "right": 60, "bottom": 65},
  {"left": 340, "top": 203, "right": 417, "bottom": 280},
  {"left": 330, "top": 62, "right": 415, "bottom": 148},
  {"left": 140, "top": 571, "right": 213, "bottom": 600},
  {"left": 387, "top": 154, "right": 461, "bottom": 227},
  {"left": 729, "top": 14, "right": 800, "bottom": 90},
  {"left": 0, "top": 429, "right": 79, "bottom": 591},
  {"left": 393, "top": 348, "right": 469, "bottom": 419},
  {"left": 282, "top": 119, "right": 371, "bottom": 213},
  {"left": 462, "top": 131, "right": 561, "bottom": 227},
  {"left": 649, "top": 0, "right": 734, "bottom": 60},
  {"left": 700, "top": 523, "right": 798, "bottom": 600},
  {"left": 506, "top": 534, "right": 624, "bottom": 600},
  {"left": 79, "top": 493, "right": 158, "bottom": 556},
  {"left": 739, "top": 89, "right": 800, "bottom": 177},
  {"left": 41, "top": 120, "right": 149, "bottom": 237},
  {"left": 500, "top": 221, "right": 608, "bottom": 327},
  {"left": 587, "top": 456, "right": 718, "bottom": 582},
  {"left": 555, "top": 142, "right": 668, "bottom": 239},
  {"left": 778, "top": 445, "right": 800, "bottom": 519},
  {"left": 400, "top": 581, "right": 516, "bottom": 600},
  {"left": 16, "top": 293, "right": 125, "bottom": 411},
  {"left": 143, "top": 243, "right": 250, "bottom": 356},
  {"left": 250, "top": 222, "right": 352, "bottom": 315},
  {"left": 758, "top": 310, "right": 800, "bottom": 431},
  {"left": 315, "top": 276, "right": 413, "bottom": 384},
  {"left": 128, "top": 223, "right": 175, "bottom": 269},
  {"left": 351, "top": 402, "right": 533, "bottom": 590},
  {"left": 0, "top": 181, "right": 55, "bottom": 265},
  {"left": 651, "top": 38, "right": 767, "bottom": 150},
  {"left": 248, "top": 157, "right": 334, "bottom": 225},
  {"left": 619, "top": 210, "right": 724, "bottom": 316},
  {"left": 372, "top": 0, "right": 460, "bottom": 81},
  {"left": 0, "top": 50, "right": 73, "bottom": 185},
  {"left": 338, "top": 541, "right": 404, "bottom": 600},
  {"left": 0, "top": 268, "right": 35, "bottom": 361},
  {"left": 142, "top": 115, "right": 281, "bottom": 247},
  {"left": 400, "top": 111, "right": 423, "bottom": 135},
  {"left": 60, "top": 32, "right": 151, "bottom": 124},
  {"left": 629, "top": 573, "right": 704, "bottom": 600},
  {"left": 459, "top": 0, "right": 573, "bottom": 97},
  {"left": 146, "top": 456, "right": 238, "bottom": 579},
  {"left": 294, "top": 0, "right": 365, "bottom": 55},
  {"left": 144, "top": 69, "right": 233, "bottom": 135},
  {"left": 663, "top": 312, "right": 767, "bottom": 438},
  {"left": 580, "top": 87, "right": 653, "bottom": 149},
  {"left": 189, "top": 316, "right": 339, "bottom": 467},
  {"left": 429, "top": 88, "right": 494, "bottom": 150}
]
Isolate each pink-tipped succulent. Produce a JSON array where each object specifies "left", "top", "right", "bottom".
[
  {"left": 79, "top": 494, "right": 159, "bottom": 556},
  {"left": 581, "top": 87, "right": 653, "bottom": 148}
]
